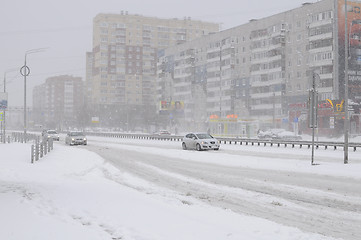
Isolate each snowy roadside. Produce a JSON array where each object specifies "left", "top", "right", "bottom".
[{"left": 0, "top": 143, "right": 338, "bottom": 240}]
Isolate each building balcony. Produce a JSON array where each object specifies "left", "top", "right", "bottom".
[
  {"left": 251, "top": 54, "right": 282, "bottom": 65},
  {"left": 251, "top": 78, "right": 284, "bottom": 87},
  {"left": 309, "top": 19, "right": 332, "bottom": 28},
  {"left": 319, "top": 73, "right": 333, "bottom": 79},
  {"left": 308, "top": 32, "right": 333, "bottom": 42},
  {"left": 250, "top": 91, "right": 282, "bottom": 99},
  {"left": 308, "top": 59, "right": 333, "bottom": 67},
  {"left": 250, "top": 103, "right": 282, "bottom": 110},
  {"left": 174, "top": 73, "right": 191, "bottom": 78},
  {"left": 317, "top": 86, "right": 333, "bottom": 93},
  {"left": 250, "top": 66, "right": 283, "bottom": 76},
  {"left": 308, "top": 45, "right": 332, "bottom": 54},
  {"left": 251, "top": 43, "right": 284, "bottom": 53}
]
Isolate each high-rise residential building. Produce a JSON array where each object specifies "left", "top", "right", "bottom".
[
  {"left": 86, "top": 12, "right": 219, "bottom": 128},
  {"left": 32, "top": 75, "right": 84, "bottom": 129},
  {"left": 157, "top": 0, "right": 361, "bottom": 136}
]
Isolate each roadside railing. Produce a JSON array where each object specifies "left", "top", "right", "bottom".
[
  {"left": 5, "top": 131, "right": 55, "bottom": 163},
  {"left": 31, "top": 136, "right": 54, "bottom": 163},
  {"left": 0, "top": 134, "right": 11, "bottom": 143},
  {"left": 85, "top": 132, "right": 361, "bottom": 151},
  {"left": 11, "top": 132, "right": 38, "bottom": 143}
]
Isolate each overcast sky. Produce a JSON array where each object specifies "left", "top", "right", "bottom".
[{"left": 0, "top": 0, "right": 310, "bottom": 106}]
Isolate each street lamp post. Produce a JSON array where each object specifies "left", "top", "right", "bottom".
[
  {"left": 310, "top": 73, "right": 319, "bottom": 165},
  {"left": 344, "top": 0, "right": 349, "bottom": 164},
  {"left": 219, "top": 42, "right": 222, "bottom": 120},
  {"left": 219, "top": 42, "right": 223, "bottom": 135},
  {"left": 20, "top": 48, "right": 47, "bottom": 142},
  {"left": 2, "top": 68, "right": 18, "bottom": 143}
]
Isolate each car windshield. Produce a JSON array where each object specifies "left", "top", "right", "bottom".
[
  {"left": 196, "top": 133, "right": 213, "bottom": 139},
  {"left": 69, "top": 132, "right": 84, "bottom": 136},
  {"left": 47, "top": 130, "right": 57, "bottom": 134}
]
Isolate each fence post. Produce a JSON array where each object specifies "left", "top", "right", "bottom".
[
  {"left": 31, "top": 145, "right": 34, "bottom": 163},
  {"left": 47, "top": 139, "right": 51, "bottom": 152},
  {"left": 35, "top": 139, "right": 39, "bottom": 161},
  {"left": 40, "top": 143, "right": 44, "bottom": 158},
  {"left": 44, "top": 140, "right": 48, "bottom": 155}
]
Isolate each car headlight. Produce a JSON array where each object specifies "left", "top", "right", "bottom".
[
  {"left": 84, "top": 138, "right": 87, "bottom": 141},
  {"left": 71, "top": 138, "right": 75, "bottom": 141},
  {"left": 201, "top": 141, "right": 208, "bottom": 144}
]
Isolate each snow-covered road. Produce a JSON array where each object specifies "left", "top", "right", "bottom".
[
  {"left": 84, "top": 136, "right": 361, "bottom": 240},
  {"left": 2, "top": 135, "right": 361, "bottom": 239}
]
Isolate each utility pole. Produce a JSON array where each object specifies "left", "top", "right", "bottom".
[
  {"left": 344, "top": 0, "right": 349, "bottom": 164},
  {"left": 273, "top": 92, "right": 276, "bottom": 128},
  {"left": 310, "top": 73, "right": 318, "bottom": 165},
  {"left": 2, "top": 73, "right": 6, "bottom": 143},
  {"left": 219, "top": 41, "right": 223, "bottom": 135},
  {"left": 20, "top": 48, "right": 47, "bottom": 143}
]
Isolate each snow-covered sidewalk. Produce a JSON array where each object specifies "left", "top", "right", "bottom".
[{"left": 0, "top": 143, "right": 337, "bottom": 239}]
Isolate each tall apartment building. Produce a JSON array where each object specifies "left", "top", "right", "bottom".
[
  {"left": 33, "top": 75, "right": 84, "bottom": 129},
  {"left": 157, "top": 0, "right": 361, "bottom": 136},
  {"left": 87, "top": 12, "right": 219, "bottom": 117}
]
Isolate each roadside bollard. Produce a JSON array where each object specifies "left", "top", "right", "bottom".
[
  {"left": 31, "top": 145, "right": 35, "bottom": 163},
  {"left": 44, "top": 140, "right": 48, "bottom": 155},
  {"left": 35, "top": 139, "right": 39, "bottom": 161},
  {"left": 40, "top": 143, "right": 44, "bottom": 158}
]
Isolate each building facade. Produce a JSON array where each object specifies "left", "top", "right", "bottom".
[
  {"left": 86, "top": 12, "right": 219, "bottom": 130},
  {"left": 157, "top": 0, "right": 361, "bottom": 136},
  {"left": 32, "top": 75, "right": 84, "bottom": 130}
]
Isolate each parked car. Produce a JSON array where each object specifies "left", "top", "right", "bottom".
[
  {"left": 182, "top": 132, "right": 220, "bottom": 151},
  {"left": 273, "top": 130, "right": 302, "bottom": 141},
  {"left": 65, "top": 131, "right": 87, "bottom": 145},
  {"left": 46, "top": 130, "right": 60, "bottom": 141},
  {"left": 154, "top": 130, "right": 171, "bottom": 135},
  {"left": 258, "top": 129, "right": 302, "bottom": 141}
]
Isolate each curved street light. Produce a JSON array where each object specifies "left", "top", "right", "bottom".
[{"left": 21, "top": 48, "right": 48, "bottom": 142}]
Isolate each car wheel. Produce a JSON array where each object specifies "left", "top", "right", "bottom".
[
  {"left": 182, "top": 142, "right": 187, "bottom": 150},
  {"left": 196, "top": 143, "right": 202, "bottom": 151}
]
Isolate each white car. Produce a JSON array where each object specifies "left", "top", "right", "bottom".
[
  {"left": 46, "top": 130, "right": 60, "bottom": 141},
  {"left": 65, "top": 131, "right": 87, "bottom": 145},
  {"left": 182, "top": 133, "right": 220, "bottom": 151}
]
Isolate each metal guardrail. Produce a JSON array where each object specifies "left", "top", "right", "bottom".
[
  {"left": 31, "top": 137, "right": 54, "bottom": 163},
  {"left": 85, "top": 132, "right": 361, "bottom": 151},
  {"left": 4, "top": 131, "right": 55, "bottom": 163},
  {"left": 11, "top": 132, "right": 38, "bottom": 143}
]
